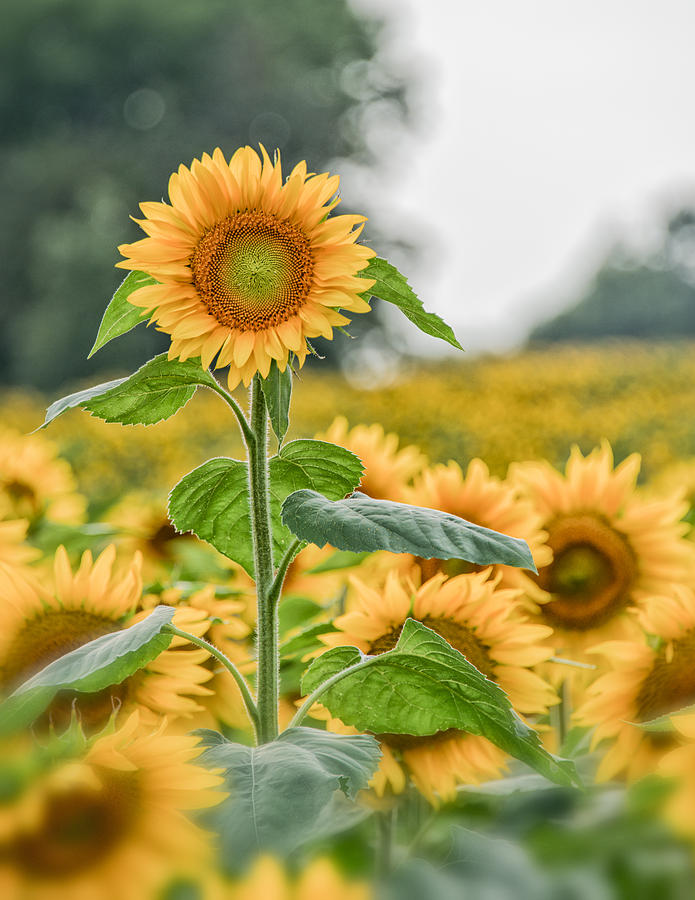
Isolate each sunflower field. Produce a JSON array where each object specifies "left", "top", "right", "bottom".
[{"left": 3, "top": 146, "right": 695, "bottom": 900}]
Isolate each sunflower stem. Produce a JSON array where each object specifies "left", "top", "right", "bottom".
[
  {"left": 269, "top": 538, "right": 305, "bottom": 607},
  {"left": 208, "top": 380, "right": 256, "bottom": 446},
  {"left": 248, "top": 375, "right": 278, "bottom": 743},
  {"left": 375, "top": 807, "right": 396, "bottom": 880},
  {"left": 162, "top": 624, "right": 259, "bottom": 738}
]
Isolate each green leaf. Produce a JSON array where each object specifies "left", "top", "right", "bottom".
[
  {"left": 281, "top": 623, "right": 339, "bottom": 660},
  {"left": 259, "top": 361, "right": 292, "bottom": 444},
  {"left": 39, "top": 355, "right": 220, "bottom": 429},
  {"left": 196, "top": 727, "right": 380, "bottom": 868},
  {"left": 301, "top": 618, "right": 580, "bottom": 789},
  {"left": 89, "top": 271, "right": 158, "bottom": 358},
  {"left": 282, "top": 490, "right": 537, "bottom": 572},
  {"left": 168, "top": 458, "right": 254, "bottom": 576},
  {"left": 636, "top": 705, "right": 694, "bottom": 733},
  {"left": 169, "top": 442, "right": 363, "bottom": 577},
  {"left": 362, "top": 257, "right": 463, "bottom": 351},
  {"left": 0, "top": 606, "right": 175, "bottom": 735}
]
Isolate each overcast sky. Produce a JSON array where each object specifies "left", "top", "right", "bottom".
[{"left": 343, "top": 0, "right": 695, "bottom": 355}]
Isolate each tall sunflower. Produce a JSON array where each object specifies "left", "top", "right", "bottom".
[
  {"left": 118, "top": 146, "right": 375, "bottom": 388},
  {"left": 509, "top": 442, "right": 695, "bottom": 659},
  {"left": 576, "top": 585, "right": 695, "bottom": 782},
  {"left": 0, "top": 713, "right": 223, "bottom": 900},
  {"left": 320, "top": 571, "right": 557, "bottom": 805},
  {"left": 402, "top": 459, "right": 550, "bottom": 599},
  {"left": 318, "top": 416, "right": 427, "bottom": 501},
  {"left": 0, "top": 546, "right": 214, "bottom": 733}
]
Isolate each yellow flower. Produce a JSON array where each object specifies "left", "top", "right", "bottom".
[
  {"left": 320, "top": 570, "right": 557, "bottom": 805},
  {"left": 0, "top": 713, "right": 223, "bottom": 900},
  {"left": 0, "top": 546, "right": 214, "bottom": 733},
  {"left": 318, "top": 416, "right": 427, "bottom": 501},
  {"left": 402, "top": 459, "right": 551, "bottom": 600},
  {"left": 0, "top": 428, "right": 85, "bottom": 525},
  {"left": 0, "top": 520, "right": 40, "bottom": 570},
  {"left": 117, "top": 146, "right": 375, "bottom": 389},
  {"left": 509, "top": 442, "right": 695, "bottom": 659},
  {"left": 576, "top": 585, "right": 695, "bottom": 782},
  {"left": 228, "top": 855, "right": 371, "bottom": 900},
  {"left": 656, "top": 713, "right": 695, "bottom": 841}
]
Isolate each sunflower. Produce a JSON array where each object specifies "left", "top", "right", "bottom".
[
  {"left": 656, "top": 713, "right": 695, "bottom": 841},
  {"left": 0, "top": 519, "right": 40, "bottom": 570},
  {"left": 401, "top": 459, "right": 551, "bottom": 599},
  {"left": 0, "top": 428, "right": 85, "bottom": 525},
  {"left": 0, "top": 546, "right": 214, "bottom": 733},
  {"left": 117, "top": 146, "right": 375, "bottom": 388},
  {"left": 509, "top": 442, "right": 695, "bottom": 659},
  {"left": 0, "top": 713, "right": 223, "bottom": 900},
  {"left": 320, "top": 570, "right": 557, "bottom": 805},
  {"left": 318, "top": 416, "right": 427, "bottom": 501},
  {"left": 228, "top": 855, "right": 371, "bottom": 900},
  {"left": 576, "top": 585, "right": 695, "bottom": 782},
  {"left": 141, "top": 585, "right": 254, "bottom": 732}
]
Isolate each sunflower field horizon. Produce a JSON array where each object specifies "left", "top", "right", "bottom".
[{"left": 3, "top": 144, "right": 695, "bottom": 898}]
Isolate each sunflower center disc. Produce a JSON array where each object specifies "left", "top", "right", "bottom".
[
  {"left": 13, "top": 770, "right": 139, "bottom": 876},
  {"left": 636, "top": 629, "right": 695, "bottom": 722},
  {"left": 368, "top": 615, "right": 494, "bottom": 750},
  {"left": 536, "top": 514, "right": 636, "bottom": 630},
  {"left": 1, "top": 610, "right": 130, "bottom": 731},
  {"left": 191, "top": 211, "right": 314, "bottom": 331}
]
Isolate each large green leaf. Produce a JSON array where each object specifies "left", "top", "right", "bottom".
[
  {"left": 362, "top": 257, "right": 463, "bottom": 351},
  {"left": 301, "top": 619, "right": 580, "bottom": 788},
  {"left": 282, "top": 490, "right": 537, "bottom": 572},
  {"left": 168, "top": 442, "right": 363, "bottom": 577},
  {"left": 259, "top": 361, "right": 292, "bottom": 444},
  {"left": 39, "top": 355, "right": 220, "bottom": 429},
  {"left": 197, "top": 727, "right": 380, "bottom": 869},
  {"left": 0, "top": 606, "right": 175, "bottom": 735},
  {"left": 88, "top": 271, "right": 157, "bottom": 358}
]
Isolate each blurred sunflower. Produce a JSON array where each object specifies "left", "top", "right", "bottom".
[
  {"left": 657, "top": 713, "right": 695, "bottom": 841},
  {"left": 117, "top": 146, "right": 374, "bottom": 388},
  {"left": 320, "top": 570, "right": 557, "bottom": 804},
  {"left": 0, "top": 519, "right": 40, "bottom": 570},
  {"left": 229, "top": 855, "right": 371, "bottom": 900},
  {"left": 509, "top": 442, "right": 695, "bottom": 659},
  {"left": 402, "top": 459, "right": 550, "bottom": 600},
  {"left": 0, "top": 713, "right": 223, "bottom": 900},
  {"left": 576, "top": 585, "right": 695, "bottom": 781},
  {"left": 646, "top": 457, "right": 695, "bottom": 535},
  {"left": 318, "top": 416, "right": 427, "bottom": 501},
  {"left": 0, "top": 428, "right": 85, "bottom": 526},
  {"left": 0, "top": 547, "right": 214, "bottom": 732}
]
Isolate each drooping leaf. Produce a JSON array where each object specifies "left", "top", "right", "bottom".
[
  {"left": 0, "top": 606, "right": 175, "bottom": 735},
  {"left": 361, "top": 257, "right": 463, "bottom": 351},
  {"left": 39, "top": 355, "right": 221, "bottom": 429},
  {"left": 88, "top": 271, "right": 158, "bottom": 358},
  {"left": 282, "top": 490, "right": 537, "bottom": 572},
  {"left": 260, "top": 361, "right": 292, "bottom": 444},
  {"left": 169, "top": 442, "right": 363, "bottom": 577},
  {"left": 196, "top": 727, "right": 380, "bottom": 869},
  {"left": 301, "top": 619, "right": 580, "bottom": 788}
]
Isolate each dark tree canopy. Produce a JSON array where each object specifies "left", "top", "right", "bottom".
[
  {"left": 529, "top": 209, "right": 695, "bottom": 345},
  {"left": 1, "top": 0, "right": 406, "bottom": 390}
]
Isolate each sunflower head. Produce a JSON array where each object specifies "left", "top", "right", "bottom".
[{"left": 118, "top": 146, "right": 375, "bottom": 388}]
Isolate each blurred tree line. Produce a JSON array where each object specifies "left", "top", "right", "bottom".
[
  {"left": 529, "top": 208, "right": 695, "bottom": 344},
  {"left": 1, "top": 0, "right": 408, "bottom": 391}
]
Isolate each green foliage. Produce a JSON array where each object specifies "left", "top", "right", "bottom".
[
  {"left": 260, "top": 361, "right": 292, "bottom": 444},
  {"left": 362, "top": 257, "right": 463, "bottom": 351},
  {"left": 196, "top": 726, "right": 380, "bottom": 868},
  {"left": 169, "top": 442, "right": 363, "bottom": 576},
  {"left": 88, "top": 271, "right": 156, "bottom": 357},
  {"left": 282, "top": 490, "right": 537, "bottom": 571},
  {"left": 301, "top": 619, "right": 580, "bottom": 788},
  {"left": 40, "top": 354, "right": 219, "bottom": 429},
  {"left": 0, "top": 605, "right": 175, "bottom": 735}
]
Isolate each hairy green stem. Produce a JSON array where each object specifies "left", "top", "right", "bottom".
[
  {"left": 208, "top": 380, "right": 256, "bottom": 446},
  {"left": 268, "top": 538, "right": 304, "bottom": 607},
  {"left": 289, "top": 654, "right": 377, "bottom": 729},
  {"left": 248, "top": 375, "right": 278, "bottom": 743},
  {"left": 163, "top": 624, "right": 259, "bottom": 738}
]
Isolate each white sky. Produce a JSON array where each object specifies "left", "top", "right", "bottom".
[{"left": 343, "top": 0, "right": 695, "bottom": 355}]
